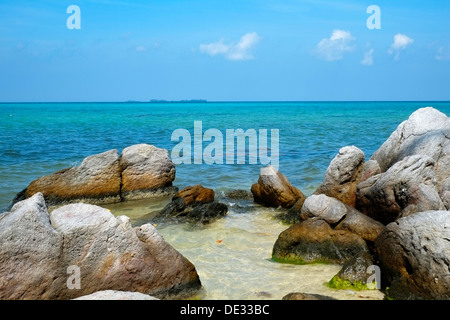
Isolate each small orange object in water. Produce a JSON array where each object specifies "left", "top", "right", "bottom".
[{"left": 216, "top": 240, "right": 223, "bottom": 244}]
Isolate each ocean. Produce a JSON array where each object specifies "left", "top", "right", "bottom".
[
  {"left": 2, "top": 101, "right": 450, "bottom": 211},
  {"left": 2, "top": 101, "right": 450, "bottom": 299}
]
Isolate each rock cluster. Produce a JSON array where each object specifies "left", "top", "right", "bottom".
[
  {"left": 0, "top": 193, "right": 201, "bottom": 300},
  {"left": 13, "top": 144, "right": 177, "bottom": 210},
  {"left": 257, "top": 107, "right": 450, "bottom": 299},
  {"left": 157, "top": 185, "right": 228, "bottom": 224}
]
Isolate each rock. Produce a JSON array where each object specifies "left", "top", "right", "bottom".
[
  {"left": 12, "top": 144, "right": 178, "bottom": 210},
  {"left": 356, "top": 155, "right": 445, "bottom": 225},
  {"left": 374, "top": 211, "right": 450, "bottom": 300},
  {"left": 74, "top": 290, "right": 159, "bottom": 300},
  {"left": 360, "top": 160, "right": 381, "bottom": 183},
  {"left": 334, "top": 208, "right": 385, "bottom": 243},
  {"left": 16, "top": 149, "right": 122, "bottom": 208},
  {"left": 300, "top": 194, "right": 348, "bottom": 224},
  {"left": 299, "top": 194, "right": 384, "bottom": 243},
  {"left": 277, "top": 197, "right": 306, "bottom": 224},
  {"left": 327, "top": 251, "right": 379, "bottom": 290},
  {"left": 370, "top": 107, "right": 450, "bottom": 194},
  {"left": 282, "top": 292, "right": 337, "bottom": 300},
  {"left": 119, "top": 144, "right": 177, "bottom": 201},
  {"left": 224, "top": 189, "right": 253, "bottom": 200},
  {"left": 251, "top": 165, "right": 305, "bottom": 209},
  {"left": 0, "top": 193, "right": 201, "bottom": 300},
  {"left": 441, "top": 178, "right": 450, "bottom": 210},
  {"left": 272, "top": 219, "right": 369, "bottom": 265},
  {"left": 314, "top": 146, "right": 365, "bottom": 207},
  {"left": 158, "top": 185, "right": 227, "bottom": 224}
]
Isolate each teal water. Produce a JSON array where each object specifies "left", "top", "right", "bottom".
[
  {"left": 2, "top": 101, "right": 450, "bottom": 300},
  {"left": 1, "top": 101, "right": 450, "bottom": 211}
]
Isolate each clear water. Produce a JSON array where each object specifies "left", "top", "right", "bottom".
[{"left": 2, "top": 101, "right": 450, "bottom": 299}]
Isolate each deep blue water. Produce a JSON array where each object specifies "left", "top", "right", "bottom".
[{"left": 1, "top": 101, "right": 450, "bottom": 211}]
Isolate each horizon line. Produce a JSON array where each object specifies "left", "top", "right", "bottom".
[{"left": 1, "top": 100, "right": 450, "bottom": 104}]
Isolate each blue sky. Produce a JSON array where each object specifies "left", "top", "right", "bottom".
[{"left": 0, "top": 0, "right": 449, "bottom": 102}]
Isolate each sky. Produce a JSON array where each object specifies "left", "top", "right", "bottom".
[{"left": 0, "top": 0, "right": 449, "bottom": 102}]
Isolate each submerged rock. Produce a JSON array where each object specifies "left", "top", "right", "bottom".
[
  {"left": 272, "top": 219, "right": 368, "bottom": 265},
  {"left": 356, "top": 155, "right": 445, "bottom": 225},
  {"left": 0, "top": 193, "right": 201, "bottom": 300},
  {"left": 157, "top": 185, "right": 227, "bottom": 224},
  {"left": 375, "top": 211, "right": 450, "bottom": 300},
  {"left": 251, "top": 165, "right": 305, "bottom": 209},
  {"left": 282, "top": 292, "right": 337, "bottom": 300},
  {"left": 314, "top": 146, "right": 365, "bottom": 207}
]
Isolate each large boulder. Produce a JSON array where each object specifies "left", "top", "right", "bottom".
[
  {"left": 119, "top": 144, "right": 177, "bottom": 201},
  {"left": 251, "top": 166, "right": 305, "bottom": 209},
  {"left": 314, "top": 146, "right": 365, "bottom": 207},
  {"left": 15, "top": 149, "right": 122, "bottom": 208},
  {"left": 375, "top": 211, "right": 450, "bottom": 300},
  {"left": 12, "top": 144, "right": 177, "bottom": 210},
  {"left": 0, "top": 193, "right": 201, "bottom": 300},
  {"left": 157, "top": 185, "right": 228, "bottom": 224},
  {"left": 370, "top": 107, "right": 450, "bottom": 194},
  {"left": 272, "top": 219, "right": 369, "bottom": 265},
  {"left": 356, "top": 155, "right": 445, "bottom": 225}
]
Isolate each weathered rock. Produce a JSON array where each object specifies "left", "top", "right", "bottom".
[
  {"left": 12, "top": 144, "right": 178, "bottom": 209},
  {"left": 334, "top": 208, "right": 385, "bottom": 243},
  {"left": 356, "top": 155, "right": 445, "bottom": 225},
  {"left": 223, "top": 189, "right": 253, "bottom": 200},
  {"left": 327, "top": 251, "right": 379, "bottom": 290},
  {"left": 119, "top": 144, "right": 177, "bottom": 201},
  {"left": 158, "top": 185, "right": 227, "bottom": 224},
  {"left": 370, "top": 107, "right": 450, "bottom": 194},
  {"left": 0, "top": 193, "right": 201, "bottom": 300},
  {"left": 300, "top": 194, "right": 348, "bottom": 224},
  {"left": 360, "top": 160, "right": 381, "bottom": 183},
  {"left": 15, "top": 149, "right": 122, "bottom": 208},
  {"left": 299, "top": 194, "right": 384, "bottom": 243},
  {"left": 375, "top": 211, "right": 450, "bottom": 300},
  {"left": 74, "top": 290, "right": 159, "bottom": 300},
  {"left": 272, "top": 219, "right": 369, "bottom": 265},
  {"left": 441, "top": 178, "right": 450, "bottom": 210},
  {"left": 314, "top": 146, "right": 365, "bottom": 207},
  {"left": 251, "top": 166, "right": 305, "bottom": 208},
  {"left": 277, "top": 197, "right": 306, "bottom": 224},
  {"left": 282, "top": 292, "right": 337, "bottom": 300}
]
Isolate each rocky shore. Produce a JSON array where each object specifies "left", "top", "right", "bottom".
[{"left": 1, "top": 107, "right": 449, "bottom": 300}]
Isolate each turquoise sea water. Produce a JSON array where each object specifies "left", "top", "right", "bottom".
[{"left": 1, "top": 101, "right": 450, "bottom": 211}]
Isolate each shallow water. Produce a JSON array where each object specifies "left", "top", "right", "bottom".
[{"left": 104, "top": 195, "right": 386, "bottom": 300}]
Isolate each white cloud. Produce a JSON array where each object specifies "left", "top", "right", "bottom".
[
  {"left": 361, "top": 48, "right": 374, "bottom": 66},
  {"left": 135, "top": 45, "right": 147, "bottom": 52},
  {"left": 315, "top": 29, "right": 355, "bottom": 61},
  {"left": 388, "top": 33, "right": 414, "bottom": 60},
  {"left": 436, "top": 46, "right": 450, "bottom": 61},
  {"left": 199, "top": 32, "right": 260, "bottom": 61}
]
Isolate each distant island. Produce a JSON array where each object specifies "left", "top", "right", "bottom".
[{"left": 125, "top": 99, "right": 208, "bottom": 103}]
